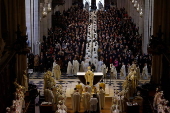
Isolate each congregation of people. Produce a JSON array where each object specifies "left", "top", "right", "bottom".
[
  {"left": 25, "top": 2, "right": 155, "bottom": 113},
  {"left": 97, "top": 7, "right": 151, "bottom": 79}
]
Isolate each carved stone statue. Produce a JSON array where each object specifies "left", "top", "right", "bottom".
[{"left": 84, "top": 66, "right": 94, "bottom": 86}]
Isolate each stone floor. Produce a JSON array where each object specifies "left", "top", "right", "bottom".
[{"left": 29, "top": 72, "right": 150, "bottom": 97}]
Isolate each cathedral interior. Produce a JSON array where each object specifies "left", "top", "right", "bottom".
[{"left": 1, "top": 0, "right": 170, "bottom": 113}]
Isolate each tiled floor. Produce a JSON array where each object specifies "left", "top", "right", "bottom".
[{"left": 29, "top": 72, "right": 150, "bottom": 97}]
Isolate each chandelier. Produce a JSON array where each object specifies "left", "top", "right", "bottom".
[
  {"left": 132, "top": 0, "right": 135, "bottom": 4},
  {"left": 137, "top": 4, "right": 140, "bottom": 12},
  {"left": 47, "top": 3, "right": 51, "bottom": 12},
  {"left": 140, "top": 8, "right": 143, "bottom": 17},
  {"left": 42, "top": 7, "right": 47, "bottom": 18},
  {"left": 134, "top": 1, "right": 137, "bottom": 8}
]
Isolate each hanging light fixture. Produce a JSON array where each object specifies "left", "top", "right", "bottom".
[
  {"left": 47, "top": 3, "right": 51, "bottom": 12},
  {"left": 140, "top": 8, "right": 143, "bottom": 17},
  {"left": 42, "top": 7, "right": 47, "bottom": 18},
  {"left": 137, "top": 4, "right": 140, "bottom": 12},
  {"left": 134, "top": 1, "right": 137, "bottom": 8},
  {"left": 132, "top": 0, "right": 135, "bottom": 4}
]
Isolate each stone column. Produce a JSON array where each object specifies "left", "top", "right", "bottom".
[
  {"left": 47, "top": 2, "right": 52, "bottom": 29},
  {"left": 143, "top": 0, "right": 149, "bottom": 54},
  {"left": 34, "top": 0, "right": 40, "bottom": 55},
  {"left": 25, "top": 0, "right": 32, "bottom": 47},
  {"left": 40, "top": 3, "right": 44, "bottom": 42}
]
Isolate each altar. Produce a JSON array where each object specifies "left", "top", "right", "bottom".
[{"left": 77, "top": 72, "right": 103, "bottom": 85}]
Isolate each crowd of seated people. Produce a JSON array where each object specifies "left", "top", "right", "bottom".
[
  {"left": 97, "top": 7, "right": 152, "bottom": 73},
  {"left": 27, "top": 5, "right": 89, "bottom": 73}
]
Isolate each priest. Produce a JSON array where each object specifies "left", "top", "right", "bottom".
[
  {"left": 120, "top": 62, "right": 126, "bottom": 78},
  {"left": 73, "top": 58, "right": 80, "bottom": 75},
  {"left": 83, "top": 87, "right": 91, "bottom": 112},
  {"left": 142, "top": 63, "right": 148, "bottom": 79},
  {"left": 53, "top": 63, "right": 61, "bottom": 80},
  {"left": 67, "top": 61, "right": 73, "bottom": 75},
  {"left": 99, "top": 87, "right": 105, "bottom": 109},
  {"left": 84, "top": 66, "right": 94, "bottom": 86},
  {"left": 72, "top": 90, "right": 81, "bottom": 112}
]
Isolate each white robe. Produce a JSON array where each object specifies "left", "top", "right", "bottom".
[
  {"left": 80, "top": 61, "right": 85, "bottom": 72},
  {"left": 110, "top": 65, "right": 117, "bottom": 79},
  {"left": 73, "top": 60, "right": 79, "bottom": 75},
  {"left": 97, "top": 61, "right": 103, "bottom": 72},
  {"left": 84, "top": 62, "right": 89, "bottom": 72},
  {"left": 142, "top": 65, "right": 148, "bottom": 79},
  {"left": 72, "top": 92, "right": 81, "bottom": 112},
  {"left": 67, "top": 61, "right": 72, "bottom": 75},
  {"left": 99, "top": 89, "right": 105, "bottom": 109},
  {"left": 83, "top": 92, "right": 91, "bottom": 111},
  {"left": 52, "top": 61, "right": 57, "bottom": 75},
  {"left": 101, "top": 64, "right": 107, "bottom": 78},
  {"left": 120, "top": 65, "right": 126, "bottom": 77},
  {"left": 90, "top": 98, "right": 98, "bottom": 112}
]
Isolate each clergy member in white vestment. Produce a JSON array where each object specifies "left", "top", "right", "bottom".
[
  {"left": 67, "top": 61, "right": 72, "bottom": 75},
  {"left": 83, "top": 87, "right": 91, "bottom": 112},
  {"left": 97, "top": 60, "right": 103, "bottom": 72},
  {"left": 101, "top": 63, "right": 107, "bottom": 78},
  {"left": 72, "top": 90, "right": 81, "bottom": 112},
  {"left": 142, "top": 63, "right": 148, "bottom": 79},
  {"left": 90, "top": 94, "right": 98, "bottom": 112},
  {"left": 73, "top": 59, "right": 79, "bottom": 75},
  {"left": 99, "top": 87, "right": 105, "bottom": 109},
  {"left": 120, "top": 63, "right": 126, "bottom": 78},
  {"left": 110, "top": 64, "right": 117, "bottom": 79},
  {"left": 127, "top": 63, "right": 131, "bottom": 74},
  {"left": 53, "top": 63, "right": 61, "bottom": 80},
  {"left": 52, "top": 60, "right": 57, "bottom": 76},
  {"left": 80, "top": 61, "right": 85, "bottom": 72},
  {"left": 84, "top": 61, "right": 89, "bottom": 72}
]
